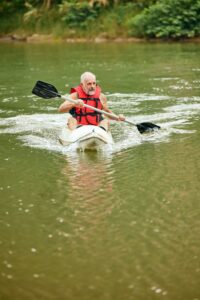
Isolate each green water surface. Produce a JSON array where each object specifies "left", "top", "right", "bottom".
[{"left": 0, "top": 42, "right": 200, "bottom": 300}]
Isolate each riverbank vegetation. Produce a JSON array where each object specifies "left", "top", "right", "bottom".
[{"left": 0, "top": 0, "right": 200, "bottom": 41}]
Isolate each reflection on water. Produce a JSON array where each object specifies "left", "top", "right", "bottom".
[
  {"left": 63, "top": 152, "right": 113, "bottom": 193},
  {"left": 60, "top": 152, "right": 117, "bottom": 241}
]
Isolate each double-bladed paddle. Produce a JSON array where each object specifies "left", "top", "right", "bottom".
[{"left": 32, "top": 80, "right": 160, "bottom": 134}]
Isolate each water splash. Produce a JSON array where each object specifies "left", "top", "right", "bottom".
[{"left": 0, "top": 93, "right": 199, "bottom": 154}]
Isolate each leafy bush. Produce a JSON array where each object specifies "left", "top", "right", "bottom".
[
  {"left": 59, "top": 1, "right": 103, "bottom": 29},
  {"left": 111, "top": 3, "right": 139, "bottom": 25},
  {"left": 1, "top": 0, "right": 199, "bottom": 39},
  {"left": 0, "top": 0, "right": 25, "bottom": 16},
  {"left": 128, "top": 0, "right": 200, "bottom": 38}
]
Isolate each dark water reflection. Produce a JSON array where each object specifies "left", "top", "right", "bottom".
[{"left": 0, "top": 42, "right": 200, "bottom": 300}]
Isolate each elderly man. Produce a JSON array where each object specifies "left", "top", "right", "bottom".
[{"left": 59, "top": 72, "right": 125, "bottom": 131}]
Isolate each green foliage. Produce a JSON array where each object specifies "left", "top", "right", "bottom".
[
  {"left": 0, "top": 0, "right": 25, "bottom": 15},
  {"left": 22, "top": 7, "right": 61, "bottom": 34},
  {"left": 0, "top": 0, "right": 200, "bottom": 39},
  {"left": 110, "top": 3, "right": 139, "bottom": 25},
  {"left": 80, "top": 3, "right": 138, "bottom": 38},
  {"left": 59, "top": 1, "right": 103, "bottom": 29},
  {"left": 128, "top": 0, "right": 200, "bottom": 39},
  {"left": 116, "top": 0, "right": 157, "bottom": 8}
]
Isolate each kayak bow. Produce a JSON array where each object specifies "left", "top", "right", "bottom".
[{"left": 59, "top": 125, "right": 113, "bottom": 151}]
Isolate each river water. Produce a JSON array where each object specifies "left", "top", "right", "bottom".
[{"left": 0, "top": 42, "right": 200, "bottom": 300}]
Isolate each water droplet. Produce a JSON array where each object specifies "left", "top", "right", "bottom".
[
  {"left": 128, "top": 284, "right": 134, "bottom": 289},
  {"left": 162, "top": 291, "right": 168, "bottom": 295},
  {"left": 88, "top": 285, "right": 95, "bottom": 290},
  {"left": 57, "top": 217, "right": 64, "bottom": 223},
  {"left": 63, "top": 233, "right": 70, "bottom": 238},
  {"left": 6, "top": 264, "right": 12, "bottom": 268}
]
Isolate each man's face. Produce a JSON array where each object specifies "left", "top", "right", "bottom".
[{"left": 82, "top": 77, "right": 96, "bottom": 95}]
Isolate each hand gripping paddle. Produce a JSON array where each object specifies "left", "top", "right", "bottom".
[{"left": 32, "top": 80, "right": 161, "bottom": 134}]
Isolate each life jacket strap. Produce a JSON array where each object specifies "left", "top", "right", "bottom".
[{"left": 69, "top": 89, "right": 103, "bottom": 125}]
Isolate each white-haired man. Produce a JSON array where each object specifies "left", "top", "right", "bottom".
[{"left": 59, "top": 72, "right": 125, "bottom": 131}]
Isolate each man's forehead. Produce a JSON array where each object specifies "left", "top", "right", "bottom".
[{"left": 85, "top": 76, "right": 96, "bottom": 83}]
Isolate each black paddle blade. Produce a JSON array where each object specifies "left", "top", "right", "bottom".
[
  {"left": 136, "top": 122, "right": 161, "bottom": 134},
  {"left": 32, "top": 81, "right": 60, "bottom": 99}
]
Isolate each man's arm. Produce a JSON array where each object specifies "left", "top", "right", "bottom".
[
  {"left": 100, "top": 93, "right": 114, "bottom": 115},
  {"left": 100, "top": 93, "right": 125, "bottom": 121},
  {"left": 58, "top": 92, "right": 84, "bottom": 112}
]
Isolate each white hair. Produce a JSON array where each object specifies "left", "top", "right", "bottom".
[{"left": 80, "top": 72, "right": 96, "bottom": 83}]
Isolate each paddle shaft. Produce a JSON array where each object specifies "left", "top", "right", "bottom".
[
  {"left": 32, "top": 81, "right": 160, "bottom": 132},
  {"left": 61, "top": 95, "right": 136, "bottom": 126}
]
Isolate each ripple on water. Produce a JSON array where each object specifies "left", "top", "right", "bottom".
[{"left": 0, "top": 93, "right": 199, "bottom": 154}]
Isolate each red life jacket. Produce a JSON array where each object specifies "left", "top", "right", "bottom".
[{"left": 69, "top": 84, "right": 103, "bottom": 125}]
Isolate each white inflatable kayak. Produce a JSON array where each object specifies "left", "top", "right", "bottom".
[{"left": 59, "top": 125, "right": 113, "bottom": 151}]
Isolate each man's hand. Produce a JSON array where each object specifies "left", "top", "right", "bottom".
[
  {"left": 74, "top": 99, "right": 84, "bottom": 108},
  {"left": 118, "top": 114, "right": 125, "bottom": 121}
]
